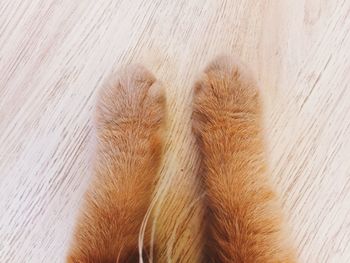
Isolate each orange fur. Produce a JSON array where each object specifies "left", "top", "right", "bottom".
[
  {"left": 67, "top": 65, "right": 166, "bottom": 262},
  {"left": 192, "top": 56, "right": 296, "bottom": 262},
  {"left": 67, "top": 56, "right": 296, "bottom": 263}
]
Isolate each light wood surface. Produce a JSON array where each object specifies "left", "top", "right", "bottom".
[{"left": 1, "top": 0, "right": 349, "bottom": 262}]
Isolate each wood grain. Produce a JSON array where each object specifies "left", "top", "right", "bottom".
[{"left": 0, "top": 0, "right": 349, "bottom": 262}]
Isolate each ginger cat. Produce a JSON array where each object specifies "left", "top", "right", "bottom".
[{"left": 67, "top": 56, "right": 295, "bottom": 262}]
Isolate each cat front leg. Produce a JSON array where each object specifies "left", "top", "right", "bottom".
[
  {"left": 67, "top": 65, "right": 166, "bottom": 263},
  {"left": 192, "top": 55, "right": 296, "bottom": 263}
]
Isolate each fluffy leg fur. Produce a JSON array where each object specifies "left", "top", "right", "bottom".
[
  {"left": 192, "top": 56, "right": 296, "bottom": 263},
  {"left": 67, "top": 65, "right": 166, "bottom": 263}
]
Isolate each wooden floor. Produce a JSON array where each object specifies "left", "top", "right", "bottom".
[{"left": 1, "top": 0, "right": 350, "bottom": 262}]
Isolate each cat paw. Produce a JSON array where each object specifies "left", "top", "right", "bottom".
[
  {"left": 192, "top": 55, "right": 261, "bottom": 139},
  {"left": 95, "top": 64, "right": 166, "bottom": 134}
]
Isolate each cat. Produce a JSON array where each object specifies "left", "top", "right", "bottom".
[{"left": 67, "top": 56, "right": 295, "bottom": 262}]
